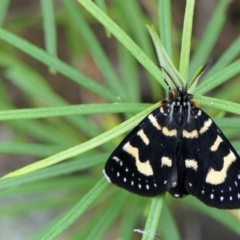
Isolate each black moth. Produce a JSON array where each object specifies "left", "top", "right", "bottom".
[{"left": 103, "top": 84, "right": 240, "bottom": 209}]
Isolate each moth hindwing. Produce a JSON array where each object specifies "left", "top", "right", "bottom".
[{"left": 103, "top": 87, "right": 240, "bottom": 209}]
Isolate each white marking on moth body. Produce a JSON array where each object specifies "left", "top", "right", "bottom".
[
  {"left": 169, "top": 102, "right": 175, "bottom": 121},
  {"left": 210, "top": 135, "right": 223, "bottom": 151},
  {"left": 229, "top": 187, "right": 232, "bottom": 191},
  {"left": 179, "top": 105, "right": 182, "bottom": 116},
  {"left": 161, "top": 156, "right": 172, "bottom": 167},
  {"left": 131, "top": 181, "right": 134, "bottom": 186},
  {"left": 160, "top": 107, "right": 164, "bottom": 113},
  {"left": 174, "top": 194, "right": 179, "bottom": 197},
  {"left": 162, "top": 127, "right": 177, "bottom": 137},
  {"left": 206, "top": 150, "right": 237, "bottom": 185},
  {"left": 238, "top": 174, "right": 240, "bottom": 180},
  {"left": 164, "top": 180, "right": 167, "bottom": 184},
  {"left": 124, "top": 178, "right": 127, "bottom": 182},
  {"left": 183, "top": 129, "right": 198, "bottom": 138},
  {"left": 137, "top": 129, "right": 150, "bottom": 145},
  {"left": 189, "top": 182, "right": 192, "bottom": 187},
  {"left": 220, "top": 196, "right": 224, "bottom": 201},
  {"left": 199, "top": 118, "right": 212, "bottom": 134},
  {"left": 146, "top": 185, "right": 149, "bottom": 190},
  {"left": 103, "top": 170, "right": 111, "bottom": 183},
  {"left": 138, "top": 184, "right": 141, "bottom": 189},
  {"left": 235, "top": 181, "right": 238, "bottom": 187},
  {"left": 185, "top": 159, "right": 198, "bottom": 171},
  {"left": 201, "top": 190, "right": 204, "bottom": 194},
  {"left": 198, "top": 110, "right": 202, "bottom": 116},
  {"left": 123, "top": 142, "right": 154, "bottom": 176},
  {"left": 187, "top": 102, "right": 191, "bottom": 123},
  {"left": 154, "top": 183, "right": 157, "bottom": 187},
  {"left": 148, "top": 114, "right": 161, "bottom": 130},
  {"left": 238, "top": 193, "right": 240, "bottom": 199},
  {"left": 210, "top": 193, "right": 214, "bottom": 199},
  {"left": 126, "top": 168, "right": 129, "bottom": 172},
  {"left": 117, "top": 172, "right": 120, "bottom": 177},
  {"left": 230, "top": 196, "right": 233, "bottom": 201}
]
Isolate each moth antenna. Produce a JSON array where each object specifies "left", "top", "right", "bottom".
[
  {"left": 158, "top": 65, "right": 179, "bottom": 92},
  {"left": 187, "top": 63, "right": 208, "bottom": 91}
]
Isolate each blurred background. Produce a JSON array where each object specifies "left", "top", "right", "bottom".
[{"left": 0, "top": 0, "right": 240, "bottom": 239}]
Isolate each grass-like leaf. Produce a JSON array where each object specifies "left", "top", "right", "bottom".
[
  {"left": 37, "top": 177, "right": 108, "bottom": 239},
  {"left": 179, "top": 0, "right": 195, "bottom": 80},
  {"left": 2, "top": 104, "right": 157, "bottom": 179},
  {"left": 142, "top": 195, "right": 165, "bottom": 240},
  {"left": 0, "top": 103, "right": 151, "bottom": 121},
  {"left": 159, "top": 0, "right": 173, "bottom": 59},
  {"left": 77, "top": 0, "right": 166, "bottom": 88},
  {"left": 0, "top": 29, "right": 117, "bottom": 102},
  {"left": 189, "top": 0, "right": 230, "bottom": 79}
]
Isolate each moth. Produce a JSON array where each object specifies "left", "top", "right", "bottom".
[{"left": 103, "top": 79, "right": 240, "bottom": 209}]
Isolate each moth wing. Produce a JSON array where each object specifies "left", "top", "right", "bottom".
[
  {"left": 104, "top": 106, "right": 179, "bottom": 197},
  {"left": 179, "top": 109, "right": 240, "bottom": 209}
]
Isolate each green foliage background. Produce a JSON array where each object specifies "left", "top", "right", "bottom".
[{"left": 0, "top": 0, "right": 240, "bottom": 239}]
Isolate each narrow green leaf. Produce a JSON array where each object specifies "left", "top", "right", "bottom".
[
  {"left": 189, "top": 0, "right": 230, "bottom": 79},
  {"left": 142, "top": 195, "right": 165, "bottom": 240},
  {"left": 0, "top": 153, "right": 106, "bottom": 190},
  {"left": 0, "top": 141, "right": 63, "bottom": 157},
  {"left": 159, "top": 0, "right": 173, "bottom": 59},
  {"left": 2, "top": 103, "right": 157, "bottom": 178},
  {"left": 179, "top": 0, "right": 195, "bottom": 80},
  {"left": 179, "top": 197, "right": 240, "bottom": 236},
  {"left": 63, "top": 0, "right": 128, "bottom": 101},
  {"left": 0, "top": 103, "right": 151, "bottom": 121},
  {"left": 147, "top": 25, "right": 185, "bottom": 89},
  {"left": 39, "top": 178, "right": 108, "bottom": 240},
  {"left": 85, "top": 192, "right": 129, "bottom": 240},
  {"left": 203, "top": 36, "right": 240, "bottom": 79},
  {"left": 195, "top": 59, "right": 240, "bottom": 95},
  {"left": 0, "top": 29, "right": 118, "bottom": 102},
  {"left": 160, "top": 205, "right": 181, "bottom": 240},
  {"left": 0, "top": 0, "right": 10, "bottom": 26},
  {"left": 77, "top": 0, "right": 165, "bottom": 88},
  {"left": 195, "top": 95, "right": 240, "bottom": 115},
  {"left": 40, "top": 0, "right": 57, "bottom": 58}
]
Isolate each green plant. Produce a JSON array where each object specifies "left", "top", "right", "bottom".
[{"left": 0, "top": 0, "right": 240, "bottom": 239}]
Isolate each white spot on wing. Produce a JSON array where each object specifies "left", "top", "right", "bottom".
[
  {"left": 210, "top": 193, "right": 214, "bottom": 199},
  {"left": 220, "top": 196, "right": 224, "bottom": 201}
]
